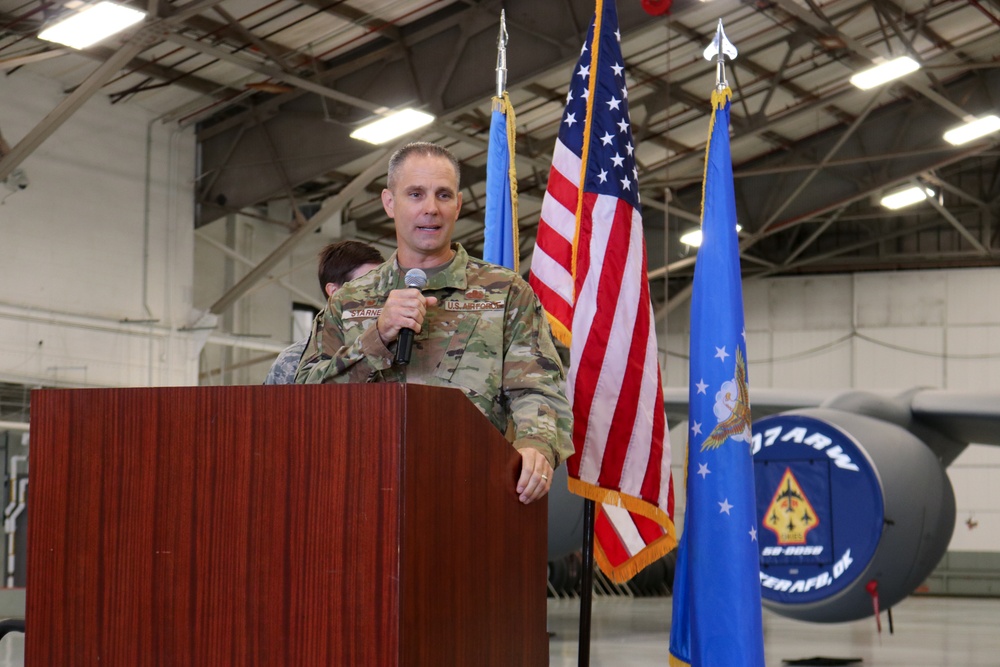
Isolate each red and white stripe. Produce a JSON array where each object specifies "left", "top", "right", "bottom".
[{"left": 529, "top": 140, "right": 579, "bottom": 337}]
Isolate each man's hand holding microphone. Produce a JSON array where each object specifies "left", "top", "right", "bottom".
[{"left": 376, "top": 269, "right": 433, "bottom": 365}]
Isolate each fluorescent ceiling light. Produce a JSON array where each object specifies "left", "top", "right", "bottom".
[
  {"left": 850, "top": 56, "right": 920, "bottom": 90},
  {"left": 880, "top": 186, "right": 933, "bottom": 210},
  {"left": 680, "top": 225, "right": 742, "bottom": 248},
  {"left": 943, "top": 115, "right": 1000, "bottom": 145},
  {"left": 38, "top": 1, "right": 145, "bottom": 50},
  {"left": 350, "top": 109, "right": 435, "bottom": 145}
]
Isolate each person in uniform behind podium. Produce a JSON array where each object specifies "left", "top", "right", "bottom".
[
  {"left": 295, "top": 142, "right": 573, "bottom": 505},
  {"left": 264, "top": 240, "right": 384, "bottom": 384}
]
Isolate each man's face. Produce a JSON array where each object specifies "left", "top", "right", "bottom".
[{"left": 381, "top": 154, "right": 462, "bottom": 268}]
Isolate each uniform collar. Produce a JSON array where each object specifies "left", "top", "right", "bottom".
[{"left": 387, "top": 243, "right": 469, "bottom": 292}]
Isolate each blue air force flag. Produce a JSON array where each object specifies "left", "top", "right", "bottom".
[
  {"left": 669, "top": 88, "right": 766, "bottom": 667},
  {"left": 483, "top": 92, "right": 519, "bottom": 270}
]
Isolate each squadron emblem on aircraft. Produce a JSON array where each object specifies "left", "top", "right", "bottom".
[{"left": 764, "top": 468, "right": 820, "bottom": 545}]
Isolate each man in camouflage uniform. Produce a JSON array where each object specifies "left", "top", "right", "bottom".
[
  {"left": 296, "top": 142, "right": 572, "bottom": 505},
  {"left": 264, "top": 240, "right": 383, "bottom": 384}
]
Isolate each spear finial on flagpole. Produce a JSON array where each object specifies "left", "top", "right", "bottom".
[
  {"left": 703, "top": 19, "right": 737, "bottom": 91},
  {"left": 495, "top": 9, "right": 508, "bottom": 98}
]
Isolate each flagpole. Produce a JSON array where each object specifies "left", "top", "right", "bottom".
[
  {"left": 484, "top": 10, "right": 520, "bottom": 271},
  {"left": 573, "top": 5, "right": 595, "bottom": 662},
  {"left": 495, "top": 9, "right": 507, "bottom": 98},
  {"left": 704, "top": 18, "right": 736, "bottom": 91},
  {"left": 578, "top": 499, "right": 596, "bottom": 667}
]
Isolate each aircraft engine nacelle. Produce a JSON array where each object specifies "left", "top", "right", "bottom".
[
  {"left": 752, "top": 408, "right": 955, "bottom": 623},
  {"left": 547, "top": 463, "right": 586, "bottom": 560}
]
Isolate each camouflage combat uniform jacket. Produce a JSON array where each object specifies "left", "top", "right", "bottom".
[
  {"left": 295, "top": 243, "right": 574, "bottom": 468},
  {"left": 264, "top": 338, "right": 307, "bottom": 384}
]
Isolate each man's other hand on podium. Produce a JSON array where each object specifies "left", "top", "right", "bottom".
[{"left": 516, "top": 448, "right": 553, "bottom": 505}]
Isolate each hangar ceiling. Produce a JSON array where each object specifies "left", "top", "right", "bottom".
[{"left": 1, "top": 0, "right": 998, "bottom": 314}]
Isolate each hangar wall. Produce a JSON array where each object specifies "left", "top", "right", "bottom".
[
  {"left": 0, "top": 71, "right": 199, "bottom": 388},
  {"left": 194, "top": 213, "right": 311, "bottom": 386},
  {"left": 663, "top": 267, "right": 1000, "bottom": 553},
  {"left": 0, "top": 68, "right": 394, "bottom": 389}
]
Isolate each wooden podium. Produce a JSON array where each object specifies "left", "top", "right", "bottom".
[{"left": 27, "top": 384, "right": 548, "bottom": 666}]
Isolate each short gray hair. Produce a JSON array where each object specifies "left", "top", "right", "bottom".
[{"left": 386, "top": 142, "right": 460, "bottom": 191}]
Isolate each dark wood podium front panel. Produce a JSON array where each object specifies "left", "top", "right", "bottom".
[{"left": 27, "top": 384, "right": 547, "bottom": 666}]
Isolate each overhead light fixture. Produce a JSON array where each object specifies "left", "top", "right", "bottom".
[
  {"left": 38, "top": 1, "right": 146, "bottom": 50},
  {"left": 849, "top": 56, "right": 920, "bottom": 90},
  {"left": 943, "top": 114, "right": 1000, "bottom": 146},
  {"left": 680, "top": 224, "right": 742, "bottom": 248},
  {"left": 880, "top": 185, "right": 933, "bottom": 210},
  {"left": 349, "top": 108, "right": 435, "bottom": 145}
]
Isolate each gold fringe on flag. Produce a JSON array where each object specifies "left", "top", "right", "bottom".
[
  {"left": 546, "top": 317, "right": 572, "bottom": 348},
  {"left": 568, "top": 476, "right": 678, "bottom": 583},
  {"left": 698, "top": 87, "right": 733, "bottom": 228},
  {"left": 669, "top": 654, "right": 692, "bottom": 667},
  {"left": 570, "top": 0, "right": 606, "bottom": 300}
]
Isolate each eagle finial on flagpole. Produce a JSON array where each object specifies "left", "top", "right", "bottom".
[
  {"left": 496, "top": 9, "right": 509, "bottom": 98},
  {"left": 703, "top": 19, "right": 738, "bottom": 91}
]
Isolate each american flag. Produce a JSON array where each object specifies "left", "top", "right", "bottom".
[{"left": 529, "top": 0, "right": 676, "bottom": 582}]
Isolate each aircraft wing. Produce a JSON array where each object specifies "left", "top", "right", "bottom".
[
  {"left": 665, "top": 386, "right": 1000, "bottom": 448},
  {"left": 910, "top": 390, "right": 1000, "bottom": 447}
]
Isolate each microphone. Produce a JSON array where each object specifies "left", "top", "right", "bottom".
[{"left": 394, "top": 268, "right": 428, "bottom": 366}]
